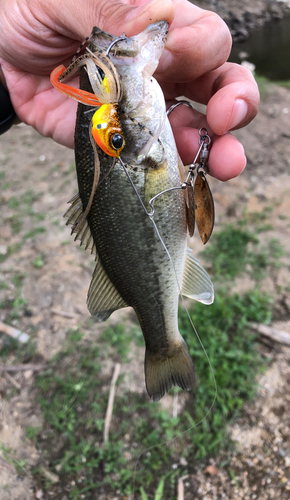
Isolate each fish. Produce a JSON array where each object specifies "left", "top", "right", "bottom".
[{"left": 52, "top": 21, "right": 214, "bottom": 402}]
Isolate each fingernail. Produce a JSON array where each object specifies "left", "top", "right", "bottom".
[{"left": 228, "top": 99, "right": 248, "bottom": 130}]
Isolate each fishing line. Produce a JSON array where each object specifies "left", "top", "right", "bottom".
[
  {"left": 118, "top": 156, "right": 217, "bottom": 499},
  {"left": 132, "top": 218, "right": 218, "bottom": 500}
]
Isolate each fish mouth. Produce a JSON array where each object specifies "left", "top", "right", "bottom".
[{"left": 90, "top": 21, "right": 168, "bottom": 58}]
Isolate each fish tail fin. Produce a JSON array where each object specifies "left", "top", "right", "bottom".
[{"left": 145, "top": 341, "right": 195, "bottom": 402}]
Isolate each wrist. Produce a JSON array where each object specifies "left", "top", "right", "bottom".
[{"left": 0, "top": 65, "right": 17, "bottom": 134}]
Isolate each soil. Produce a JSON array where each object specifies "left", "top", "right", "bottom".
[{"left": 1, "top": 42, "right": 290, "bottom": 500}]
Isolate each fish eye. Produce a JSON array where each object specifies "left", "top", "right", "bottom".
[{"left": 111, "top": 133, "right": 124, "bottom": 150}]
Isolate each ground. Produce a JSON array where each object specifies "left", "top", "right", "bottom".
[{"left": 1, "top": 76, "right": 290, "bottom": 500}]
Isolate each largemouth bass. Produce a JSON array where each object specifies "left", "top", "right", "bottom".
[{"left": 58, "top": 22, "right": 214, "bottom": 401}]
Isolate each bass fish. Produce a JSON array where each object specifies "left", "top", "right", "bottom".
[{"left": 51, "top": 21, "right": 214, "bottom": 402}]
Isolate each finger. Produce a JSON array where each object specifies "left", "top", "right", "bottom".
[
  {"left": 5, "top": 63, "right": 77, "bottom": 148},
  {"left": 206, "top": 65, "right": 260, "bottom": 134},
  {"left": 168, "top": 103, "right": 247, "bottom": 180},
  {"left": 173, "top": 126, "right": 246, "bottom": 181},
  {"left": 162, "top": 62, "right": 259, "bottom": 133},
  {"left": 155, "top": 1, "right": 232, "bottom": 82},
  {"left": 209, "top": 134, "right": 246, "bottom": 180},
  {"left": 51, "top": 0, "right": 175, "bottom": 40},
  {"left": 0, "top": 0, "right": 175, "bottom": 73}
]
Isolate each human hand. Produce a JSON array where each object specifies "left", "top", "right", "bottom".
[{"left": 0, "top": 0, "right": 259, "bottom": 181}]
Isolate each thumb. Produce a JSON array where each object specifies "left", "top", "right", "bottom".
[{"left": 55, "top": 0, "right": 175, "bottom": 40}]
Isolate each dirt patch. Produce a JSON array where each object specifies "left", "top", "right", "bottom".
[{"left": 1, "top": 81, "right": 290, "bottom": 498}]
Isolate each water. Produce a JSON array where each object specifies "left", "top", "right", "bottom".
[{"left": 229, "top": 14, "right": 290, "bottom": 80}]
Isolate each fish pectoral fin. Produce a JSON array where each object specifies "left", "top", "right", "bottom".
[
  {"left": 145, "top": 340, "right": 195, "bottom": 402},
  {"left": 64, "top": 193, "right": 97, "bottom": 255},
  {"left": 87, "top": 260, "right": 128, "bottom": 321},
  {"left": 181, "top": 247, "right": 214, "bottom": 305}
]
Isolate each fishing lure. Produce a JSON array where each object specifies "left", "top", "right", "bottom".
[
  {"left": 165, "top": 101, "right": 215, "bottom": 243},
  {"left": 50, "top": 46, "right": 125, "bottom": 158},
  {"left": 50, "top": 42, "right": 127, "bottom": 230}
]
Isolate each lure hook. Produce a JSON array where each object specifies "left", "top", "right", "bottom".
[
  {"left": 166, "top": 100, "right": 195, "bottom": 116},
  {"left": 106, "top": 36, "right": 127, "bottom": 57}
]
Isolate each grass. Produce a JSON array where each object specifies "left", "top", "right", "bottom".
[
  {"left": 0, "top": 189, "right": 46, "bottom": 263},
  {"left": 100, "top": 323, "right": 144, "bottom": 362},
  {"left": 32, "top": 254, "right": 45, "bottom": 268},
  {"left": 254, "top": 73, "right": 290, "bottom": 99},
  {"left": 1, "top": 204, "right": 284, "bottom": 498},
  {"left": 140, "top": 476, "right": 166, "bottom": 499},
  {"left": 32, "top": 286, "right": 273, "bottom": 498},
  {"left": 201, "top": 221, "right": 284, "bottom": 281},
  {"left": 9, "top": 273, "right": 27, "bottom": 321},
  {"left": 1, "top": 444, "right": 27, "bottom": 476}
]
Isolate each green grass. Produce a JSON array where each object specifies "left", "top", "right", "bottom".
[
  {"left": 1, "top": 444, "right": 27, "bottom": 476},
  {"left": 140, "top": 476, "right": 166, "bottom": 499},
  {"left": 100, "top": 323, "right": 144, "bottom": 362},
  {"left": 32, "top": 284, "right": 272, "bottom": 499},
  {"left": 179, "top": 289, "right": 272, "bottom": 458},
  {"left": 0, "top": 189, "right": 46, "bottom": 262},
  {"left": 29, "top": 213, "right": 282, "bottom": 498},
  {"left": 8, "top": 273, "right": 27, "bottom": 320},
  {"left": 201, "top": 223, "right": 283, "bottom": 281},
  {"left": 254, "top": 73, "right": 290, "bottom": 99},
  {"left": 2, "top": 204, "right": 284, "bottom": 498},
  {"left": 24, "top": 227, "right": 46, "bottom": 240},
  {"left": 32, "top": 254, "right": 45, "bottom": 268}
]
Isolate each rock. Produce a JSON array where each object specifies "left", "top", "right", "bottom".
[
  {"left": 269, "top": 3, "right": 284, "bottom": 19},
  {"left": 0, "top": 245, "right": 8, "bottom": 256},
  {"left": 232, "top": 28, "right": 249, "bottom": 43},
  {"left": 196, "top": 0, "right": 290, "bottom": 39}
]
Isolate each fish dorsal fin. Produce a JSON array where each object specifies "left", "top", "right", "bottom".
[
  {"left": 87, "top": 260, "right": 128, "bottom": 321},
  {"left": 181, "top": 247, "right": 214, "bottom": 304},
  {"left": 64, "top": 193, "right": 97, "bottom": 255}
]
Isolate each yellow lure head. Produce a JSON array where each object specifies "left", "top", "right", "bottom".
[{"left": 91, "top": 104, "right": 125, "bottom": 157}]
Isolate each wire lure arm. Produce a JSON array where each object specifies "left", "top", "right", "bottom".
[{"left": 119, "top": 98, "right": 215, "bottom": 243}]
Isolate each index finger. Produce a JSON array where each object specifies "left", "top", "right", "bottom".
[
  {"left": 155, "top": 1, "right": 232, "bottom": 81},
  {"left": 160, "top": 62, "right": 260, "bottom": 134}
]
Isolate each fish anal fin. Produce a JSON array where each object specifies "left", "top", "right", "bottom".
[
  {"left": 87, "top": 259, "right": 128, "bottom": 321},
  {"left": 181, "top": 247, "right": 214, "bottom": 304},
  {"left": 145, "top": 340, "right": 195, "bottom": 402},
  {"left": 64, "top": 193, "right": 97, "bottom": 255}
]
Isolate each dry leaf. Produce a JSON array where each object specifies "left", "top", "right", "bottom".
[{"left": 203, "top": 465, "right": 219, "bottom": 476}]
